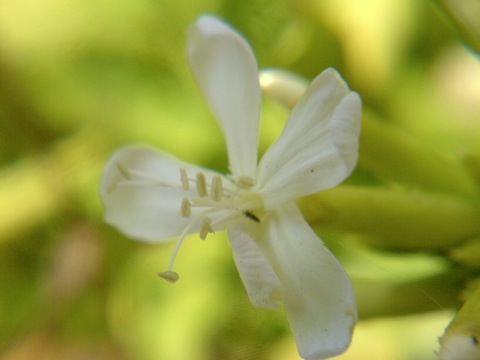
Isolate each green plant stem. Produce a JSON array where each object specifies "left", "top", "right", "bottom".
[
  {"left": 355, "top": 270, "right": 466, "bottom": 319},
  {"left": 359, "top": 112, "right": 479, "bottom": 199},
  {"left": 298, "top": 185, "right": 480, "bottom": 250},
  {"left": 436, "top": 0, "right": 480, "bottom": 54}
]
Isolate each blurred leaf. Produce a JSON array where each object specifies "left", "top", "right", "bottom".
[{"left": 436, "top": 0, "right": 480, "bottom": 54}]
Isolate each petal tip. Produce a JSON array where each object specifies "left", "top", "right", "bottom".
[{"left": 189, "top": 14, "right": 236, "bottom": 40}]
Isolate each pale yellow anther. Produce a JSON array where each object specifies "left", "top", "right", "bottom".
[
  {"left": 106, "top": 176, "right": 120, "bottom": 193},
  {"left": 237, "top": 176, "right": 255, "bottom": 189},
  {"left": 106, "top": 163, "right": 132, "bottom": 193},
  {"left": 180, "top": 198, "right": 191, "bottom": 217},
  {"left": 157, "top": 271, "right": 180, "bottom": 283},
  {"left": 116, "top": 162, "right": 132, "bottom": 180},
  {"left": 196, "top": 172, "right": 208, "bottom": 197},
  {"left": 199, "top": 217, "right": 214, "bottom": 240},
  {"left": 211, "top": 175, "right": 224, "bottom": 202},
  {"left": 180, "top": 168, "right": 189, "bottom": 190}
]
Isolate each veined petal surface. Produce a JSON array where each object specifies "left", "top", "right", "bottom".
[
  {"left": 258, "top": 203, "right": 357, "bottom": 359},
  {"left": 100, "top": 145, "right": 222, "bottom": 242},
  {"left": 256, "top": 68, "right": 361, "bottom": 209},
  {"left": 228, "top": 228, "right": 282, "bottom": 310},
  {"left": 187, "top": 15, "right": 260, "bottom": 180}
]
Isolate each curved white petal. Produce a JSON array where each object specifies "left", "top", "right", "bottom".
[
  {"left": 100, "top": 145, "right": 223, "bottom": 242},
  {"left": 228, "top": 228, "right": 282, "bottom": 310},
  {"left": 258, "top": 203, "right": 357, "bottom": 359},
  {"left": 256, "top": 68, "right": 361, "bottom": 209},
  {"left": 187, "top": 15, "right": 260, "bottom": 180}
]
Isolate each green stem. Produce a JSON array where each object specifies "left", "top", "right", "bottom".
[
  {"left": 435, "top": 0, "right": 480, "bottom": 54},
  {"left": 298, "top": 185, "right": 480, "bottom": 250},
  {"left": 355, "top": 270, "right": 466, "bottom": 319},
  {"left": 359, "top": 111, "right": 479, "bottom": 199}
]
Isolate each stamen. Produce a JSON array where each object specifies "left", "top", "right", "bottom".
[
  {"left": 211, "top": 175, "right": 224, "bottom": 202},
  {"left": 237, "top": 176, "right": 255, "bottom": 189},
  {"left": 160, "top": 212, "right": 203, "bottom": 282},
  {"left": 180, "top": 168, "right": 189, "bottom": 190},
  {"left": 180, "top": 198, "right": 191, "bottom": 217},
  {"left": 196, "top": 172, "right": 208, "bottom": 197},
  {"left": 105, "top": 175, "right": 120, "bottom": 193},
  {"left": 116, "top": 162, "right": 132, "bottom": 180},
  {"left": 199, "top": 217, "right": 214, "bottom": 240},
  {"left": 106, "top": 162, "right": 133, "bottom": 193},
  {"left": 157, "top": 271, "right": 179, "bottom": 283}
]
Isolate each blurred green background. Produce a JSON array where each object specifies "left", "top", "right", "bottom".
[{"left": 1, "top": 0, "right": 480, "bottom": 359}]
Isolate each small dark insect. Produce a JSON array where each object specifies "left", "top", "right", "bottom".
[
  {"left": 472, "top": 336, "right": 478, "bottom": 346},
  {"left": 244, "top": 210, "right": 260, "bottom": 223}
]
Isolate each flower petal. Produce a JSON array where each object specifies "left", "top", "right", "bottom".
[
  {"left": 228, "top": 228, "right": 282, "bottom": 310},
  {"left": 100, "top": 145, "right": 222, "bottom": 242},
  {"left": 187, "top": 15, "right": 260, "bottom": 180},
  {"left": 258, "top": 203, "right": 357, "bottom": 359},
  {"left": 256, "top": 68, "right": 361, "bottom": 209}
]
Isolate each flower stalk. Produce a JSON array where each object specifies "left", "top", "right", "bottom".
[
  {"left": 298, "top": 186, "right": 480, "bottom": 250},
  {"left": 359, "top": 111, "right": 479, "bottom": 199},
  {"left": 355, "top": 270, "right": 468, "bottom": 319}
]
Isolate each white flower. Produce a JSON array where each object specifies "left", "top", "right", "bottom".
[{"left": 100, "top": 14, "right": 361, "bottom": 360}]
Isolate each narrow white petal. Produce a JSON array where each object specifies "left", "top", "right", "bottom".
[
  {"left": 256, "top": 68, "right": 361, "bottom": 209},
  {"left": 187, "top": 15, "right": 260, "bottom": 179},
  {"left": 100, "top": 145, "right": 223, "bottom": 242},
  {"left": 258, "top": 203, "right": 357, "bottom": 359},
  {"left": 228, "top": 228, "right": 282, "bottom": 310}
]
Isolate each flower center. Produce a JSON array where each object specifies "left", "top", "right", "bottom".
[{"left": 158, "top": 167, "right": 264, "bottom": 283}]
